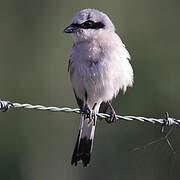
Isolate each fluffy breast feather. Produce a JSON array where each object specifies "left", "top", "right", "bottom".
[{"left": 69, "top": 31, "right": 133, "bottom": 103}]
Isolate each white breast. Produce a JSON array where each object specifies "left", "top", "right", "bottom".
[{"left": 69, "top": 31, "right": 133, "bottom": 106}]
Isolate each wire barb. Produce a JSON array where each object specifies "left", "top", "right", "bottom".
[
  {"left": 0, "top": 100, "right": 13, "bottom": 112},
  {"left": 0, "top": 100, "right": 180, "bottom": 127},
  {"left": 161, "top": 112, "right": 179, "bottom": 132}
]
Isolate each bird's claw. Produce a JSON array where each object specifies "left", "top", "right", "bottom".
[
  {"left": 81, "top": 104, "right": 96, "bottom": 125},
  {"left": 81, "top": 104, "right": 91, "bottom": 119},
  {"left": 88, "top": 110, "right": 96, "bottom": 125},
  {"left": 106, "top": 112, "right": 117, "bottom": 123}
]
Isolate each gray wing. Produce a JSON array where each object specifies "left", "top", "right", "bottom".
[
  {"left": 73, "top": 89, "right": 83, "bottom": 110},
  {"left": 68, "top": 59, "right": 72, "bottom": 72}
]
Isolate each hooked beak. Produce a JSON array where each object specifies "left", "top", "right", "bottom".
[{"left": 64, "top": 25, "right": 79, "bottom": 33}]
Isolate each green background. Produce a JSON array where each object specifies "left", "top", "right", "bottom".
[{"left": 0, "top": 0, "right": 180, "bottom": 179}]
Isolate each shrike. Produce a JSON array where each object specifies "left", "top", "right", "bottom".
[{"left": 64, "top": 9, "right": 133, "bottom": 167}]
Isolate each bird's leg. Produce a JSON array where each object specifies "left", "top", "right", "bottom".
[
  {"left": 81, "top": 104, "right": 91, "bottom": 119},
  {"left": 105, "top": 101, "right": 117, "bottom": 123},
  {"left": 86, "top": 103, "right": 97, "bottom": 125},
  {"left": 81, "top": 99, "right": 97, "bottom": 125},
  {"left": 89, "top": 103, "right": 97, "bottom": 125}
]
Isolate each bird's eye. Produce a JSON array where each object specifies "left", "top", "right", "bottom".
[
  {"left": 82, "top": 20, "right": 94, "bottom": 28},
  {"left": 73, "top": 20, "right": 105, "bottom": 30}
]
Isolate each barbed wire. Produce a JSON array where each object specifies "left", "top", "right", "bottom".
[
  {"left": 1, "top": 99, "right": 179, "bottom": 157},
  {"left": 0, "top": 100, "right": 180, "bottom": 129}
]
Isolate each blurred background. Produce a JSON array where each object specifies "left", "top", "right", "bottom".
[{"left": 0, "top": 0, "right": 180, "bottom": 179}]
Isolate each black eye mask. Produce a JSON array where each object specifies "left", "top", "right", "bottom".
[{"left": 71, "top": 20, "right": 105, "bottom": 29}]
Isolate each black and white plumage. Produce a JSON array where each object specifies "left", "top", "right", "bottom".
[{"left": 64, "top": 9, "right": 133, "bottom": 167}]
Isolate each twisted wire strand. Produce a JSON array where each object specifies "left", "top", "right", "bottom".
[{"left": 0, "top": 100, "right": 180, "bottom": 127}]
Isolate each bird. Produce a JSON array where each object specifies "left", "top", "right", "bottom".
[{"left": 64, "top": 9, "right": 134, "bottom": 167}]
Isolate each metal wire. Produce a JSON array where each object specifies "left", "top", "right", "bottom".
[{"left": 0, "top": 100, "right": 180, "bottom": 127}]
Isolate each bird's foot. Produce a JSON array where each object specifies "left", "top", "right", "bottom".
[
  {"left": 81, "top": 103, "right": 97, "bottom": 125},
  {"left": 88, "top": 103, "right": 97, "bottom": 125},
  {"left": 106, "top": 111, "right": 117, "bottom": 123},
  {"left": 88, "top": 110, "right": 96, "bottom": 125},
  {"left": 81, "top": 104, "right": 91, "bottom": 119},
  {"left": 105, "top": 101, "right": 117, "bottom": 123}
]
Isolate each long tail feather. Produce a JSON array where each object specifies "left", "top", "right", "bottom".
[{"left": 71, "top": 112, "right": 97, "bottom": 167}]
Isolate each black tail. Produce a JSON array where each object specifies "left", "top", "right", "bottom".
[{"left": 71, "top": 130, "right": 92, "bottom": 167}]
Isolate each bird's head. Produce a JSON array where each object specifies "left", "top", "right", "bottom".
[{"left": 64, "top": 9, "right": 115, "bottom": 43}]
